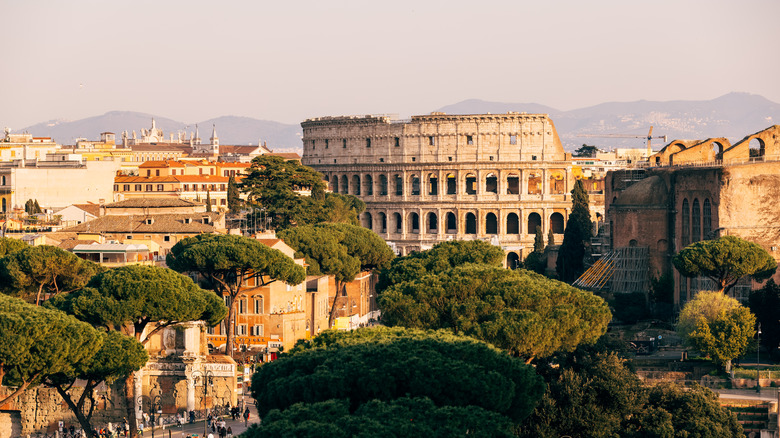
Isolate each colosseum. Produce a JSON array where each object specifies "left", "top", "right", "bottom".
[{"left": 301, "top": 112, "right": 595, "bottom": 267}]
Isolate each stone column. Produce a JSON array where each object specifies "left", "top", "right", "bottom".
[
  {"left": 134, "top": 370, "right": 143, "bottom": 421},
  {"left": 520, "top": 169, "right": 527, "bottom": 196},
  {"left": 542, "top": 169, "right": 549, "bottom": 199},
  {"left": 186, "top": 370, "right": 196, "bottom": 412}
]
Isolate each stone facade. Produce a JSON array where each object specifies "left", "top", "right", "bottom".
[
  {"left": 607, "top": 125, "right": 780, "bottom": 306},
  {"left": 302, "top": 113, "right": 601, "bottom": 264}
]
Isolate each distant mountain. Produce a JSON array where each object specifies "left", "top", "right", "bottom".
[
  {"left": 19, "top": 93, "right": 780, "bottom": 153},
  {"left": 21, "top": 111, "right": 302, "bottom": 151},
  {"left": 437, "top": 93, "right": 780, "bottom": 151}
]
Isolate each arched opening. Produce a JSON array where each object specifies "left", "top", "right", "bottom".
[
  {"left": 711, "top": 142, "right": 724, "bottom": 161},
  {"left": 506, "top": 173, "right": 519, "bottom": 195},
  {"left": 394, "top": 175, "right": 403, "bottom": 196},
  {"left": 506, "top": 213, "right": 519, "bottom": 234},
  {"left": 341, "top": 175, "right": 349, "bottom": 195},
  {"left": 352, "top": 175, "right": 361, "bottom": 195},
  {"left": 749, "top": 138, "right": 766, "bottom": 159},
  {"left": 527, "top": 172, "right": 541, "bottom": 194},
  {"left": 363, "top": 212, "right": 373, "bottom": 230},
  {"left": 446, "top": 212, "right": 457, "bottom": 234},
  {"left": 409, "top": 212, "right": 420, "bottom": 234},
  {"left": 428, "top": 174, "right": 438, "bottom": 196},
  {"left": 446, "top": 174, "right": 457, "bottom": 195},
  {"left": 364, "top": 174, "right": 373, "bottom": 196},
  {"left": 393, "top": 212, "right": 402, "bottom": 233},
  {"left": 332, "top": 175, "right": 340, "bottom": 193},
  {"left": 465, "top": 213, "right": 477, "bottom": 234},
  {"left": 550, "top": 212, "right": 564, "bottom": 234},
  {"left": 379, "top": 174, "right": 388, "bottom": 196},
  {"left": 378, "top": 212, "right": 387, "bottom": 233},
  {"left": 681, "top": 199, "right": 690, "bottom": 247},
  {"left": 703, "top": 198, "right": 712, "bottom": 238},
  {"left": 410, "top": 175, "right": 420, "bottom": 196},
  {"left": 507, "top": 252, "right": 521, "bottom": 270},
  {"left": 485, "top": 213, "right": 498, "bottom": 234},
  {"left": 549, "top": 170, "right": 565, "bottom": 194},
  {"left": 465, "top": 174, "right": 477, "bottom": 195},
  {"left": 629, "top": 239, "right": 638, "bottom": 247},
  {"left": 527, "top": 212, "right": 541, "bottom": 235},
  {"left": 1, "top": 198, "right": 5, "bottom": 213},
  {"left": 692, "top": 199, "right": 701, "bottom": 242},
  {"left": 427, "top": 212, "right": 438, "bottom": 234},
  {"left": 485, "top": 173, "right": 498, "bottom": 194}
]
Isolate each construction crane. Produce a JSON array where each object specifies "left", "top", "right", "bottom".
[{"left": 576, "top": 126, "right": 667, "bottom": 157}]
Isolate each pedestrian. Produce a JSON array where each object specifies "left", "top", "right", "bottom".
[
  {"left": 207, "top": 413, "right": 212, "bottom": 428},
  {"left": 138, "top": 422, "right": 144, "bottom": 437},
  {"left": 219, "top": 426, "right": 226, "bottom": 438},
  {"left": 226, "top": 427, "right": 232, "bottom": 438},
  {"left": 243, "top": 407, "right": 249, "bottom": 426}
]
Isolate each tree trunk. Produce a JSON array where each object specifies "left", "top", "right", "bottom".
[
  {"left": 328, "top": 281, "right": 345, "bottom": 328},
  {"left": 225, "top": 296, "right": 236, "bottom": 358},
  {"left": 54, "top": 385, "right": 98, "bottom": 438},
  {"left": 124, "top": 372, "right": 138, "bottom": 438}
]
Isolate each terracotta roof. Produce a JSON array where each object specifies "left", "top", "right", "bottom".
[
  {"left": 72, "top": 202, "right": 101, "bottom": 217},
  {"left": 256, "top": 238, "right": 281, "bottom": 247},
  {"left": 173, "top": 175, "right": 230, "bottom": 183},
  {"left": 139, "top": 160, "right": 189, "bottom": 168},
  {"left": 115, "top": 176, "right": 180, "bottom": 183},
  {"left": 219, "top": 145, "right": 263, "bottom": 155},
  {"left": 61, "top": 212, "right": 222, "bottom": 234},
  {"left": 59, "top": 239, "right": 100, "bottom": 251},
  {"left": 104, "top": 198, "right": 204, "bottom": 208}
]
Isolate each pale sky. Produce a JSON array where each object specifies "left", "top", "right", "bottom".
[{"left": 1, "top": 0, "right": 778, "bottom": 129}]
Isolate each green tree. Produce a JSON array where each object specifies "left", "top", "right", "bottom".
[
  {"left": 44, "top": 330, "right": 148, "bottom": 437},
  {"left": 246, "top": 397, "right": 517, "bottom": 438},
  {"left": 47, "top": 265, "right": 227, "bottom": 438},
  {"left": 0, "top": 244, "right": 103, "bottom": 305},
  {"left": 556, "top": 179, "right": 592, "bottom": 283},
  {"left": 227, "top": 175, "right": 241, "bottom": 213},
  {"left": 534, "top": 226, "right": 544, "bottom": 252},
  {"left": 377, "top": 240, "right": 504, "bottom": 292},
  {"left": 574, "top": 144, "right": 600, "bottom": 158},
  {"left": 749, "top": 280, "right": 780, "bottom": 356},
  {"left": 379, "top": 264, "right": 611, "bottom": 361},
  {"left": 167, "top": 233, "right": 305, "bottom": 355},
  {"left": 547, "top": 227, "right": 555, "bottom": 247},
  {"left": 205, "top": 189, "right": 212, "bottom": 212},
  {"left": 0, "top": 294, "right": 101, "bottom": 408},
  {"left": 0, "top": 237, "right": 26, "bottom": 257},
  {"left": 251, "top": 327, "right": 544, "bottom": 423},
  {"left": 33, "top": 199, "right": 41, "bottom": 214},
  {"left": 278, "top": 223, "right": 394, "bottom": 326},
  {"left": 673, "top": 235, "right": 776, "bottom": 294},
  {"left": 677, "top": 290, "right": 755, "bottom": 371}
]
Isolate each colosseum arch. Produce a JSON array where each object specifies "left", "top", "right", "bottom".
[
  {"left": 408, "top": 212, "right": 420, "bottom": 234},
  {"left": 394, "top": 174, "right": 403, "bottom": 196},
  {"left": 352, "top": 175, "right": 361, "bottom": 195},
  {"left": 507, "top": 252, "right": 520, "bottom": 270},
  {"left": 364, "top": 174, "right": 373, "bottom": 196},
  {"left": 378, "top": 212, "right": 387, "bottom": 233},
  {"left": 506, "top": 173, "right": 520, "bottom": 195},
  {"left": 485, "top": 212, "right": 498, "bottom": 234},
  {"left": 465, "top": 212, "right": 477, "bottom": 234},
  {"left": 527, "top": 212, "right": 542, "bottom": 235},
  {"left": 393, "top": 212, "right": 402, "bottom": 233},
  {"left": 465, "top": 173, "right": 477, "bottom": 195},
  {"left": 341, "top": 175, "right": 349, "bottom": 194},
  {"left": 378, "top": 174, "right": 388, "bottom": 196},
  {"left": 506, "top": 212, "right": 519, "bottom": 234},
  {"left": 446, "top": 173, "right": 457, "bottom": 195},
  {"left": 363, "top": 212, "right": 373, "bottom": 230},
  {"left": 428, "top": 173, "right": 438, "bottom": 196},
  {"left": 445, "top": 212, "right": 457, "bottom": 234},
  {"left": 426, "top": 212, "right": 438, "bottom": 234},
  {"left": 549, "top": 170, "right": 565, "bottom": 194},
  {"left": 550, "top": 212, "right": 564, "bottom": 234},
  {"left": 749, "top": 137, "right": 766, "bottom": 159},
  {"left": 485, "top": 173, "right": 498, "bottom": 194},
  {"left": 410, "top": 175, "right": 420, "bottom": 196},
  {"left": 332, "top": 175, "right": 340, "bottom": 193},
  {"left": 527, "top": 172, "right": 542, "bottom": 195}
]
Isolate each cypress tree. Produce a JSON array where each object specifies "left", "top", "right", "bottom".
[
  {"left": 205, "top": 190, "right": 212, "bottom": 212},
  {"left": 33, "top": 199, "right": 41, "bottom": 214},
  {"left": 534, "top": 226, "right": 544, "bottom": 253},
  {"left": 556, "top": 179, "right": 592, "bottom": 282},
  {"left": 547, "top": 228, "right": 555, "bottom": 246},
  {"left": 227, "top": 175, "right": 241, "bottom": 213}
]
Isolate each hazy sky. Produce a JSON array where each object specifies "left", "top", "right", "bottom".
[{"left": 1, "top": 0, "right": 778, "bottom": 129}]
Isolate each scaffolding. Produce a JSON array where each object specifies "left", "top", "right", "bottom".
[
  {"left": 612, "top": 169, "right": 648, "bottom": 191},
  {"left": 574, "top": 246, "right": 650, "bottom": 293}
]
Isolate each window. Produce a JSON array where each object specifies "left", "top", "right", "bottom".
[
  {"left": 692, "top": 199, "right": 701, "bottom": 242},
  {"left": 220, "top": 199, "right": 226, "bottom": 205},
  {"left": 366, "top": 138, "right": 371, "bottom": 148},
  {"left": 157, "top": 184, "right": 164, "bottom": 191},
  {"left": 155, "top": 170, "right": 160, "bottom": 176},
  {"left": 532, "top": 155, "right": 537, "bottom": 161},
  {"left": 251, "top": 325, "right": 264, "bottom": 336},
  {"left": 394, "top": 137, "right": 400, "bottom": 147},
  {"left": 428, "top": 136, "right": 435, "bottom": 146},
  {"left": 703, "top": 199, "right": 712, "bottom": 238},
  {"left": 510, "top": 135, "right": 517, "bottom": 145},
  {"left": 202, "top": 184, "right": 207, "bottom": 190},
  {"left": 254, "top": 296, "right": 264, "bottom": 314},
  {"left": 220, "top": 184, "right": 226, "bottom": 191},
  {"left": 145, "top": 184, "right": 153, "bottom": 192},
  {"left": 183, "top": 184, "right": 189, "bottom": 191},
  {"left": 467, "top": 135, "right": 473, "bottom": 145},
  {"left": 146, "top": 170, "right": 151, "bottom": 176},
  {"left": 126, "top": 235, "right": 133, "bottom": 240},
  {"left": 135, "top": 184, "right": 142, "bottom": 191},
  {"left": 447, "top": 174, "right": 457, "bottom": 195},
  {"left": 238, "top": 299, "right": 247, "bottom": 314},
  {"left": 123, "top": 184, "right": 130, "bottom": 191},
  {"left": 325, "top": 139, "right": 329, "bottom": 149},
  {"left": 311, "top": 140, "right": 316, "bottom": 149},
  {"left": 236, "top": 324, "right": 247, "bottom": 336},
  {"left": 342, "top": 139, "right": 347, "bottom": 148},
  {"left": 113, "top": 184, "right": 119, "bottom": 191},
  {"left": 681, "top": 199, "right": 690, "bottom": 247},
  {"left": 164, "top": 235, "right": 171, "bottom": 242}
]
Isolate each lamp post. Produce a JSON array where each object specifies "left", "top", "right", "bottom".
[
  {"left": 757, "top": 323, "right": 762, "bottom": 393},
  {"left": 150, "top": 395, "right": 161, "bottom": 438},
  {"left": 192, "top": 369, "right": 214, "bottom": 438}
]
